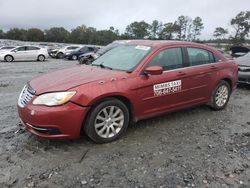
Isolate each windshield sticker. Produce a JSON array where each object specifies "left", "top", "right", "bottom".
[
  {"left": 135, "top": 45, "right": 150, "bottom": 51},
  {"left": 154, "top": 80, "right": 182, "bottom": 96}
]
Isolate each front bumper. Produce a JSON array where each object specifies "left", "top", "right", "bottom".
[
  {"left": 238, "top": 71, "right": 250, "bottom": 84},
  {"left": 49, "top": 53, "right": 57, "bottom": 58},
  {"left": 0, "top": 55, "right": 5, "bottom": 61},
  {"left": 18, "top": 102, "right": 90, "bottom": 139}
]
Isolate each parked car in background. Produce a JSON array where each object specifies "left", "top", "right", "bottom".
[
  {"left": 18, "top": 40, "right": 238, "bottom": 143},
  {"left": 78, "top": 40, "right": 130, "bottom": 64},
  {"left": 0, "top": 46, "right": 16, "bottom": 50},
  {"left": 54, "top": 45, "right": 82, "bottom": 59},
  {"left": 64, "top": 46, "right": 99, "bottom": 60},
  {"left": 230, "top": 46, "right": 250, "bottom": 58},
  {"left": 48, "top": 48, "right": 59, "bottom": 57},
  {"left": 235, "top": 52, "right": 250, "bottom": 84},
  {"left": 0, "top": 46, "right": 48, "bottom": 62}
]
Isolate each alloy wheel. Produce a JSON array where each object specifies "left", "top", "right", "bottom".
[
  {"left": 215, "top": 85, "right": 229, "bottom": 107},
  {"left": 72, "top": 55, "right": 77, "bottom": 60},
  {"left": 94, "top": 106, "right": 124, "bottom": 138},
  {"left": 38, "top": 55, "right": 45, "bottom": 61},
  {"left": 5, "top": 56, "right": 13, "bottom": 62}
]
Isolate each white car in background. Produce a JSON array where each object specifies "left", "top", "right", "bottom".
[
  {"left": 0, "top": 46, "right": 16, "bottom": 50},
  {"left": 0, "top": 46, "right": 49, "bottom": 62}
]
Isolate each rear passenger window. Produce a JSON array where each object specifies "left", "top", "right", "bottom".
[
  {"left": 27, "top": 46, "right": 40, "bottom": 50},
  {"left": 147, "top": 48, "right": 183, "bottom": 71},
  {"left": 187, "top": 48, "right": 215, "bottom": 66},
  {"left": 15, "top": 47, "right": 26, "bottom": 51},
  {"left": 88, "top": 47, "right": 95, "bottom": 52},
  {"left": 67, "top": 47, "right": 78, "bottom": 50}
]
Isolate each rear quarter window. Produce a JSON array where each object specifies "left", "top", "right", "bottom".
[
  {"left": 27, "top": 46, "right": 40, "bottom": 50},
  {"left": 187, "top": 48, "right": 216, "bottom": 66}
]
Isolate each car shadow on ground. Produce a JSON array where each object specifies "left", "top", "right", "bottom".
[
  {"left": 19, "top": 104, "right": 212, "bottom": 151},
  {"left": 237, "top": 83, "right": 250, "bottom": 90}
]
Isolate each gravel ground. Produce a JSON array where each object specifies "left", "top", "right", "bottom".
[{"left": 0, "top": 59, "right": 249, "bottom": 188}]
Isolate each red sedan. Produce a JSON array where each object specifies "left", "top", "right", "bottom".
[{"left": 18, "top": 40, "right": 238, "bottom": 143}]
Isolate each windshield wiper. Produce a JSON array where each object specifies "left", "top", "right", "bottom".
[{"left": 92, "top": 62, "right": 113, "bottom": 70}]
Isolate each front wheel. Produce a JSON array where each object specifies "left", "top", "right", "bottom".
[
  {"left": 210, "top": 80, "right": 231, "bottom": 110},
  {"left": 5, "top": 55, "right": 14, "bottom": 62},
  {"left": 84, "top": 98, "right": 129, "bottom": 143}
]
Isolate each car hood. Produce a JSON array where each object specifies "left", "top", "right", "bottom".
[
  {"left": 29, "top": 65, "right": 123, "bottom": 95},
  {"left": 0, "top": 49, "right": 12, "bottom": 54},
  {"left": 236, "top": 58, "right": 250, "bottom": 67}
]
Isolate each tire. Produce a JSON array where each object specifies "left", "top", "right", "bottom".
[
  {"left": 4, "top": 55, "right": 14, "bottom": 62},
  {"left": 37, "top": 55, "right": 45, "bottom": 62},
  {"left": 57, "top": 53, "right": 64, "bottom": 59},
  {"left": 210, "top": 80, "right": 231, "bottom": 110},
  {"left": 84, "top": 98, "right": 130, "bottom": 143},
  {"left": 72, "top": 55, "right": 77, "bottom": 60},
  {"left": 79, "top": 57, "right": 86, "bottom": 64}
]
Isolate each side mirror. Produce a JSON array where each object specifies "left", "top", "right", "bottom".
[
  {"left": 144, "top": 66, "right": 163, "bottom": 76},
  {"left": 11, "top": 50, "right": 17, "bottom": 53}
]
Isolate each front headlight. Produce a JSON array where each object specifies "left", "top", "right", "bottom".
[{"left": 33, "top": 91, "right": 76, "bottom": 106}]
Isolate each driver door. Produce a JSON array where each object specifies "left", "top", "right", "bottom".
[
  {"left": 136, "top": 47, "right": 193, "bottom": 117},
  {"left": 13, "top": 47, "right": 27, "bottom": 60}
]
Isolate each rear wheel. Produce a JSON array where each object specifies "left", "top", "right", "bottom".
[
  {"left": 57, "top": 53, "right": 64, "bottom": 59},
  {"left": 84, "top": 98, "right": 129, "bottom": 143},
  {"left": 5, "top": 55, "right": 14, "bottom": 62},
  {"left": 210, "top": 80, "right": 231, "bottom": 110},
  {"left": 37, "top": 55, "right": 45, "bottom": 61},
  {"left": 72, "top": 55, "right": 77, "bottom": 60}
]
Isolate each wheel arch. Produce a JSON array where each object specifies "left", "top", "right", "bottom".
[
  {"left": 4, "top": 54, "right": 14, "bottom": 61},
  {"left": 220, "top": 77, "right": 233, "bottom": 93},
  {"left": 81, "top": 94, "right": 135, "bottom": 134},
  {"left": 91, "top": 95, "right": 134, "bottom": 121},
  {"left": 37, "top": 54, "right": 45, "bottom": 60}
]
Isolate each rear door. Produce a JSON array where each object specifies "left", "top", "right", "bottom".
[
  {"left": 184, "top": 47, "right": 219, "bottom": 100},
  {"left": 26, "top": 46, "right": 40, "bottom": 60}
]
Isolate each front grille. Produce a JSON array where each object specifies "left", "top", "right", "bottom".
[
  {"left": 239, "top": 66, "right": 250, "bottom": 72},
  {"left": 18, "top": 85, "right": 35, "bottom": 108},
  {"left": 238, "top": 77, "right": 250, "bottom": 84}
]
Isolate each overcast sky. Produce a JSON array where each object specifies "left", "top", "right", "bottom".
[{"left": 0, "top": 0, "right": 249, "bottom": 39}]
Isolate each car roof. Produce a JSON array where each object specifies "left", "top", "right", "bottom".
[{"left": 124, "top": 40, "right": 210, "bottom": 49}]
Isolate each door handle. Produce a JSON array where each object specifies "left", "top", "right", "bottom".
[
  {"left": 177, "top": 71, "right": 186, "bottom": 76},
  {"left": 210, "top": 65, "right": 218, "bottom": 70}
]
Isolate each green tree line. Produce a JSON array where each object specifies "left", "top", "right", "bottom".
[{"left": 0, "top": 11, "right": 249, "bottom": 45}]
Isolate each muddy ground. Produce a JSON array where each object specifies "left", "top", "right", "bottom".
[{"left": 0, "top": 59, "right": 249, "bottom": 188}]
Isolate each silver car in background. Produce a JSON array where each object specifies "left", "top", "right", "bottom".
[
  {"left": 236, "top": 52, "right": 250, "bottom": 84},
  {"left": 0, "top": 46, "right": 49, "bottom": 62}
]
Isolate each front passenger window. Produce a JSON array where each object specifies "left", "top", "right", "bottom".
[
  {"left": 15, "top": 47, "right": 26, "bottom": 51},
  {"left": 147, "top": 48, "right": 183, "bottom": 71}
]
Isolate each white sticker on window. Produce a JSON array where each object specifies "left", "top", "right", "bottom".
[
  {"left": 154, "top": 80, "right": 182, "bottom": 96},
  {"left": 135, "top": 45, "right": 150, "bottom": 51}
]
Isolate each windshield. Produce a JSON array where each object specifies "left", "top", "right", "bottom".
[{"left": 92, "top": 45, "right": 151, "bottom": 72}]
